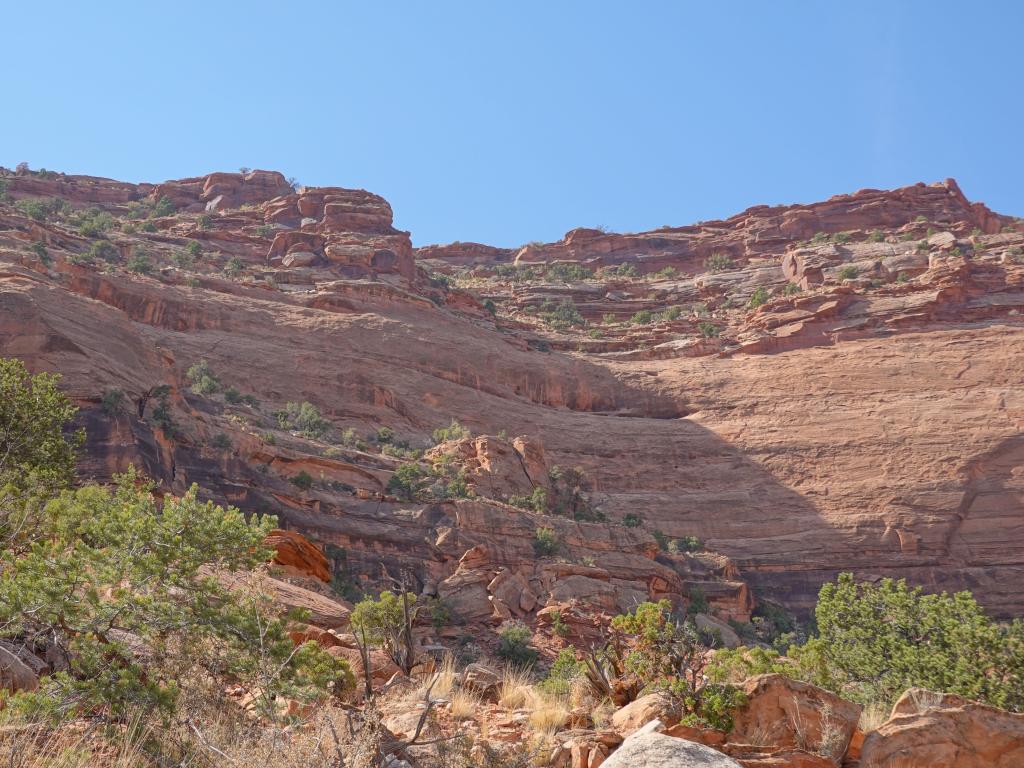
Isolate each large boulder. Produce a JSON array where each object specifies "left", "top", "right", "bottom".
[
  {"left": 604, "top": 731, "right": 742, "bottom": 768},
  {"left": 728, "top": 675, "right": 860, "bottom": 761},
  {"left": 0, "top": 645, "right": 39, "bottom": 692},
  {"left": 265, "top": 528, "right": 331, "bottom": 582},
  {"left": 612, "top": 691, "right": 679, "bottom": 736},
  {"left": 693, "top": 613, "right": 742, "bottom": 648},
  {"left": 859, "top": 688, "right": 1024, "bottom": 767}
]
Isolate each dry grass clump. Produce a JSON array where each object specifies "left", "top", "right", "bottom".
[
  {"left": 527, "top": 692, "right": 569, "bottom": 737},
  {"left": 498, "top": 665, "right": 534, "bottom": 710},
  {"left": 449, "top": 687, "right": 482, "bottom": 720},
  {"left": 859, "top": 701, "right": 890, "bottom": 732},
  {"left": 421, "top": 652, "right": 458, "bottom": 699}
]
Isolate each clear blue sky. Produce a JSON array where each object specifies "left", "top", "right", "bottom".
[{"left": 2, "top": 2, "right": 1021, "bottom": 247}]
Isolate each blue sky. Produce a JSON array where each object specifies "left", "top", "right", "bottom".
[{"left": 2, "top": 2, "right": 1021, "bottom": 246}]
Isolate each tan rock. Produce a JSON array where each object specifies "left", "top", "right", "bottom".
[
  {"left": 859, "top": 688, "right": 1024, "bottom": 767},
  {"left": 265, "top": 528, "right": 331, "bottom": 582},
  {"left": 728, "top": 675, "right": 860, "bottom": 760},
  {"left": 611, "top": 692, "right": 679, "bottom": 737}
]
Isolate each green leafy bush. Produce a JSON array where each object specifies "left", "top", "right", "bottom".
[
  {"left": 432, "top": 419, "right": 470, "bottom": 444},
  {"left": 290, "top": 470, "right": 314, "bottom": 490},
  {"left": 539, "top": 648, "right": 585, "bottom": 695},
  {"left": 125, "top": 250, "right": 153, "bottom": 274},
  {"left": 630, "top": 310, "right": 654, "bottom": 325},
  {"left": 351, "top": 590, "right": 419, "bottom": 672},
  {"left": 704, "top": 253, "right": 733, "bottom": 272},
  {"left": 698, "top": 322, "right": 720, "bottom": 339},
  {"left": 152, "top": 196, "right": 176, "bottom": 217},
  {"left": 101, "top": 388, "right": 125, "bottom": 415},
  {"left": 533, "top": 526, "right": 560, "bottom": 556},
  {"left": 186, "top": 359, "right": 221, "bottom": 395},
  {"left": 546, "top": 262, "right": 592, "bottom": 282},
  {"left": 497, "top": 620, "right": 538, "bottom": 666},
  {"left": 276, "top": 401, "right": 330, "bottom": 439},
  {"left": 837, "top": 265, "right": 859, "bottom": 280},
  {"left": 88, "top": 240, "right": 120, "bottom": 263},
  {"left": 747, "top": 286, "right": 769, "bottom": 309},
  {"left": 540, "top": 298, "right": 586, "bottom": 329},
  {"left": 622, "top": 513, "right": 643, "bottom": 528}
]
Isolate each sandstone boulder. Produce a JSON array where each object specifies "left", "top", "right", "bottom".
[
  {"left": 0, "top": 645, "right": 39, "bottom": 692},
  {"left": 604, "top": 732, "right": 742, "bottom": 768},
  {"left": 612, "top": 691, "right": 679, "bottom": 736},
  {"left": 693, "top": 613, "right": 742, "bottom": 648},
  {"left": 859, "top": 688, "right": 1024, "bottom": 767},
  {"left": 460, "top": 662, "right": 501, "bottom": 699},
  {"left": 728, "top": 675, "right": 860, "bottom": 761},
  {"left": 265, "top": 528, "right": 331, "bottom": 582}
]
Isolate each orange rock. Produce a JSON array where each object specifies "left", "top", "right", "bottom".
[{"left": 265, "top": 528, "right": 331, "bottom": 582}]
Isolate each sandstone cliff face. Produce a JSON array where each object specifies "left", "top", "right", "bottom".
[{"left": 1, "top": 165, "right": 1022, "bottom": 622}]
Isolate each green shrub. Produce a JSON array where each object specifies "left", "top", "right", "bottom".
[
  {"left": 88, "top": 240, "right": 120, "bottom": 263},
  {"left": 101, "top": 388, "right": 125, "bottom": 415},
  {"left": 533, "top": 527, "right": 560, "bottom": 556},
  {"left": 376, "top": 426, "right": 394, "bottom": 444},
  {"left": 747, "top": 286, "right": 769, "bottom": 309},
  {"left": 74, "top": 208, "right": 115, "bottom": 238},
  {"left": 432, "top": 419, "right": 470, "bottom": 444},
  {"left": 29, "top": 241, "right": 49, "bottom": 265},
  {"left": 602, "top": 313, "right": 617, "bottom": 325},
  {"left": 837, "top": 265, "right": 859, "bottom": 280},
  {"left": 545, "top": 262, "right": 592, "bottom": 282},
  {"left": 197, "top": 214, "right": 213, "bottom": 229},
  {"left": 223, "top": 256, "right": 244, "bottom": 277},
  {"left": 698, "top": 322, "right": 720, "bottom": 339},
  {"left": 186, "top": 359, "right": 221, "bottom": 395},
  {"left": 351, "top": 590, "right": 419, "bottom": 672},
  {"left": 656, "top": 266, "right": 678, "bottom": 279},
  {"left": 661, "top": 306, "right": 682, "bottom": 321},
  {"left": 652, "top": 529, "right": 669, "bottom": 550},
  {"left": 669, "top": 536, "right": 702, "bottom": 553},
  {"left": 622, "top": 513, "right": 643, "bottom": 528},
  {"left": 510, "top": 486, "right": 547, "bottom": 513},
  {"left": 704, "top": 253, "right": 733, "bottom": 272},
  {"left": 125, "top": 250, "right": 153, "bottom": 274},
  {"left": 152, "top": 196, "right": 176, "bottom": 217},
  {"left": 387, "top": 462, "right": 426, "bottom": 500},
  {"left": 782, "top": 282, "right": 802, "bottom": 296},
  {"left": 630, "top": 310, "right": 654, "bottom": 325},
  {"left": 291, "top": 470, "right": 314, "bottom": 490},
  {"left": 539, "top": 648, "right": 585, "bottom": 695},
  {"left": 868, "top": 230, "right": 885, "bottom": 243},
  {"left": 15, "top": 198, "right": 54, "bottom": 222},
  {"left": 540, "top": 298, "right": 586, "bottom": 329},
  {"left": 687, "top": 587, "right": 709, "bottom": 615},
  {"left": 276, "top": 401, "right": 330, "bottom": 439},
  {"left": 497, "top": 620, "right": 538, "bottom": 666},
  {"left": 140, "top": 220, "right": 157, "bottom": 232}
]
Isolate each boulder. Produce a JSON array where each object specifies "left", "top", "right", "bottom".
[
  {"left": 213, "top": 569, "right": 351, "bottom": 629},
  {"left": 858, "top": 688, "right": 1024, "bottom": 767},
  {"left": 728, "top": 675, "right": 860, "bottom": 761},
  {"left": 693, "top": 613, "right": 742, "bottom": 648},
  {"left": 604, "top": 732, "right": 742, "bottom": 768},
  {"left": 265, "top": 528, "right": 331, "bottom": 582},
  {"left": 0, "top": 645, "right": 39, "bottom": 692},
  {"left": 612, "top": 691, "right": 679, "bottom": 736},
  {"left": 460, "top": 662, "right": 502, "bottom": 699}
]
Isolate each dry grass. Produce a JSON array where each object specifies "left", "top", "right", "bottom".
[
  {"left": 498, "top": 665, "right": 534, "bottom": 710},
  {"left": 527, "top": 693, "right": 569, "bottom": 737},
  {"left": 908, "top": 688, "right": 944, "bottom": 712},
  {"left": 590, "top": 698, "right": 615, "bottom": 730},
  {"left": 449, "top": 688, "right": 481, "bottom": 721},
  {"left": 816, "top": 703, "right": 846, "bottom": 759},
  {"left": 859, "top": 701, "right": 890, "bottom": 732},
  {"left": 422, "top": 652, "right": 458, "bottom": 699}
]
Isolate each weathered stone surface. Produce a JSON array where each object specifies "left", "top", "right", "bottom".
[
  {"left": 0, "top": 644, "right": 39, "bottom": 692},
  {"left": 611, "top": 691, "right": 679, "bottom": 736},
  {"left": 604, "top": 732, "right": 742, "bottom": 768},
  {"left": 858, "top": 688, "right": 1024, "bottom": 767},
  {"left": 266, "top": 528, "right": 331, "bottom": 582},
  {"left": 728, "top": 675, "right": 860, "bottom": 760}
]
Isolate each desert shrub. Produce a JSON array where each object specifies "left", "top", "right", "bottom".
[
  {"left": 704, "top": 252, "right": 733, "bottom": 272},
  {"left": 276, "top": 401, "right": 330, "bottom": 439},
  {"left": 652, "top": 529, "right": 669, "bottom": 550},
  {"left": 546, "top": 262, "right": 592, "bottom": 282},
  {"left": 509, "top": 486, "right": 547, "bottom": 513},
  {"left": 698, "top": 322, "right": 720, "bottom": 338},
  {"left": 497, "top": 620, "right": 538, "bottom": 666},
  {"left": 540, "top": 298, "right": 586, "bottom": 329},
  {"left": 152, "top": 195, "right": 176, "bottom": 217},
  {"left": 661, "top": 305, "right": 683, "bottom": 321},
  {"left": 148, "top": 385, "right": 176, "bottom": 438},
  {"left": 539, "top": 648, "right": 586, "bottom": 696},
  {"left": 747, "top": 286, "right": 769, "bottom": 309},
  {"left": 88, "top": 240, "right": 120, "bottom": 263},
  {"left": 837, "top": 265, "right": 859, "bottom": 280},
  {"left": 606, "top": 600, "right": 745, "bottom": 729},
  {"left": 73, "top": 207, "right": 115, "bottom": 237},
  {"left": 424, "top": 596, "right": 451, "bottom": 629},
  {"left": 483, "top": 298, "right": 498, "bottom": 315},
  {"left": 533, "top": 527, "right": 560, "bottom": 556},
  {"left": 547, "top": 465, "right": 601, "bottom": 520},
  {"left": 351, "top": 590, "right": 419, "bottom": 672},
  {"left": 101, "top": 388, "right": 125, "bottom": 415},
  {"left": 656, "top": 266, "right": 678, "bottom": 279},
  {"left": 125, "top": 250, "right": 153, "bottom": 274},
  {"left": 15, "top": 198, "right": 56, "bottom": 222},
  {"left": 630, "top": 310, "right": 654, "bottom": 325},
  {"left": 833, "top": 231, "right": 850, "bottom": 244},
  {"left": 783, "top": 282, "right": 802, "bottom": 296},
  {"left": 549, "top": 609, "right": 570, "bottom": 638},
  {"left": 432, "top": 419, "right": 470, "bottom": 444},
  {"left": 792, "top": 573, "right": 1024, "bottom": 712},
  {"left": 140, "top": 220, "right": 157, "bottom": 232},
  {"left": 687, "top": 587, "right": 709, "bottom": 615},
  {"left": 28, "top": 241, "right": 49, "bottom": 265},
  {"left": 602, "top": 313, "right": 617, "bottom": 324},
  {"left": 290, "top": 470, "right": 314, "bottom": 490},
  {"left": 223, "top": 256, "right": 244, "bottom": 277},
  {"left": 622, "top": 512, "right": 643, "bottom": 528},
  {"left": 186, "top": 359, "right": 221, "bottom": 395},
  {"left": 376, "top": 426, "right": 394, "bottom": 444},
  {"left": 387, "top": 462, "right": 426, "bottom": 500},
  {"left": 868, "top": 229, "right": 885, "bottom": 242},
  {"left": 669, "top": 535, "right": 702, "bottom": 553},
  {"left": 197, "top": 214, "right": 213, "bottom": 229},
  {"left": 0, "top": 363, "right": 350, "bottom": 720}
]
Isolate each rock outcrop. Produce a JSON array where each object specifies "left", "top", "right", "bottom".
[
  {"left": 1, "top": 165, "right": 1023, "bottom": 625},
  {"left": 603, "top": 730, "right": 743, "bottom": 768}
]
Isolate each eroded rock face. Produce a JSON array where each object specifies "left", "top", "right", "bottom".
[
  {"left": 2, "top": 167, "right": 1024, "bottom": 622},
  {"left": 728, "top": 674, "right": 861, "bottom": 761},
  {"left": 265, "top": 528, "right": 331, "bottom": 582},
  {"left": 859, "top": 689, "right": 1024, "bottom": 768}
]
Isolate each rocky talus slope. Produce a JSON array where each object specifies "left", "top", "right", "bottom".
[{"left": 1, "top": 167, "right": 1023, "bottom": 630}]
